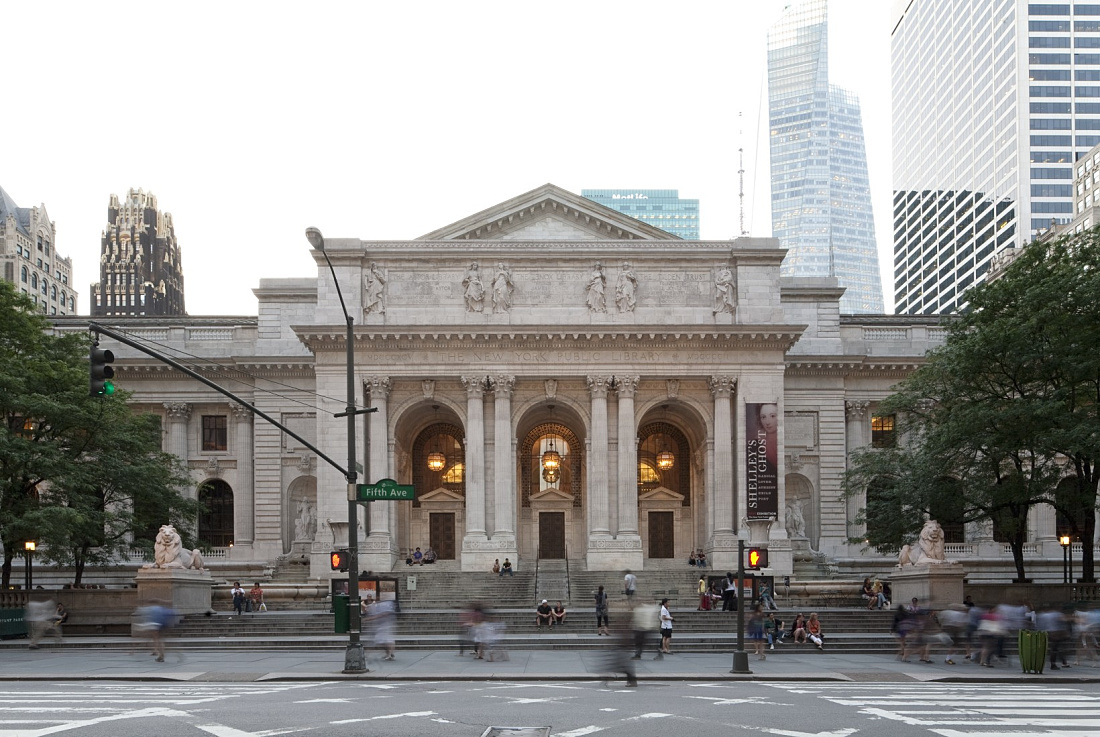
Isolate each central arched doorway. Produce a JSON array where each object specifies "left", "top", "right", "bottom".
[{"left": 520, "top": 416, "right": 583, "bottom": 561}]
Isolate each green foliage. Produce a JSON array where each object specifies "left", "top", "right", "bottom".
[
  {"left": 844, "top": 227, "right": 1100, "bottom": 580},
  {"left": 0, "top": 280, "right": 198, "bottom": 586}
]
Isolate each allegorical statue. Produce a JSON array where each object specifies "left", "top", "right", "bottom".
[
  {"left": 615, "top": 261, "right": 637, "bottom": 313},
  {"left": 713, "top": 263, "right": 736, "bottom": 315},
  {"left": 491, "top": 262, "right": 514, "bottom": 313},
  {"left": 586, "top": 261, "right": 606, "bottom": 313},
  {"left": 463, "top": 262, "right": 484, "bottom": 312},
  {"left": 785, "top": 497, "right": 806, "bottom": 539},
  {"left": 364, "top": 262, "right": 387, "bottom": 315}
]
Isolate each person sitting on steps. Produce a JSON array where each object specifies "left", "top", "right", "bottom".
[
  {"left": 535, "top": 599, "right": 553, "bottom": 629},
  {"left": 551, "top": 600, "right": 567, "bottom": 626},
  {"left": 499, "top": 558, "right": 514, "bottom": 577}
]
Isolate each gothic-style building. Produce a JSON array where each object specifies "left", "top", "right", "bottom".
[{"left": 91, "top": 188, "right": 185, "bottom": 317}]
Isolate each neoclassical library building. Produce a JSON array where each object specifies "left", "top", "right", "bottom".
[{"left": 61, "top": 184, "right": 968, "bottom": 581}]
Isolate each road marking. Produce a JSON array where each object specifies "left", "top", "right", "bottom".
[
  {"left": 292, "top": 699, "right": 350, "bottom": 704},
  {"left": 762, "top": 729, "right": 858, "bottom": 737},
  {"left": 331, "top": 711, "right": 435, "bottom": 724},
  {"left": 551, "top": 727, "right": 604, "bottom": 737},
  {"left": 196, "top": 726, "right": 314, "bottom": 737},
  {"left": 598, "top": 708, "right": 617, "bottom": 712},
  {"left": 0, "top": 707, "right": 191, "bottom": 737},
  {"left": 624, "top": 713, "right": 672, "bottom": 720},
  {"left": 685, "top": 696, "right": 771, "bottom": 706}
]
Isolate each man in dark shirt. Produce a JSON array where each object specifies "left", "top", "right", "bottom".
[{"left": 536, "top": 599, "right": 553, "bottom": 629}]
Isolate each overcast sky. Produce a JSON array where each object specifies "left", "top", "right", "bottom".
[{"left": 4, "top": 1, "right": 893, "bottom": 315}]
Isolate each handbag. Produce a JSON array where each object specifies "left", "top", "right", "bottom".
[{"left": 259, "top": 601, "right": 268, "bottom": 612}]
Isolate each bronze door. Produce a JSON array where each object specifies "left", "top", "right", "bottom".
[
  {"left": 539, "top": 512, "right": 566, "bottom": 559},
  {"left": 429, "top": 513, "right": 456, "bottom": 560},
  {"left": 648, "top": 511, "right": 675, "bottom": 558}
]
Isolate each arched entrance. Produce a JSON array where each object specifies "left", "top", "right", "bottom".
[
  {"left": 198, "top": 479, "right": 234, "bottom": 547},
  {"left": 638, "top": 422, "right": 690, "bottom": 559},
  {"left": 410, "top": 421, "right": 466, "bottom": 560},
  {"left": 521, "top": 421, "right": 582, "bottom": 560}
]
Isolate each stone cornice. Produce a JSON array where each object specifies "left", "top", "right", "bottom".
[
  {"left": 294, "top": 324, "right": 807, "bottom": 353},
  {"left": 115, "top": 360, "right": 315, "bottom": 379},
  {"left": 786, "top": 355, "right": 928, "bottom": 377},
  {"left": 839, "top": 314, "right": 954, "bottom": 326}
]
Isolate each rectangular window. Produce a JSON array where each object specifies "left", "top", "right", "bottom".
[
  {"left": 1030, "top": 20, "right": 1070, "bottom": 30},
  {"left": 1033, "top": 201, "right": 1075, "bottom": 212},
  {"left": 1030, "top": 117, "right": 1072, "bottom": 128},
  {"left": 1030, "top": 35, "right": 1071, "bottom": 47},
  {"left": 1030, "top": 53, "right": 1072, "bottom": 64},
  {"left": 1028, "top": 3, "right": 1069, "bottom": 12},
  {"left": 1031, "top": 69, "right": 1072, "bottom": 80},
  {"left": 202, "top": 415, "right": 228, "bottom": 452},
  {"left": 1077, "top": 4, "right": 1100, "bottom": 13},
  {"left": 871, "top": 415, "right": 897, "bottom": 449},
  {"left": 1032, "top": 184, "right": 1074, "bottom": 196},
  {"left": 1031, "top": 167, "right": 1073, "bottom": 178},
  {"left": 1032, "top": 149, "right": 1073, "bottom": 161},
  {"left": 1076, "top": 19, "right": 1100, "bottom": 31},
  {"left": 1030, "top": 86, "right": 1072, "bottom": 97}
]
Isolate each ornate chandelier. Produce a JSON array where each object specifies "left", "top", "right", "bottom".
[{"left": 656, "top": 435, "right": 675, "bottom": 470}]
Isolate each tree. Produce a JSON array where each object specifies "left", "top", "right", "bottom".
[
  {"left": 845, "top": 228, "right": 1100, "bottom": 581},
  {"left": 0, "top": 281, "right": 197, "bottom": 586}
]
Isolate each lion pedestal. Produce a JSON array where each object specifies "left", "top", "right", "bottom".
[
  {"left": 134, "top": 524, "right": 213, "bottom": 615},
  {"left": 889, "top": 563, "right": 965, "bottom": 610}
]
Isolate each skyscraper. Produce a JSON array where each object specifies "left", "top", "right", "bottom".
[
  {"left": 892, "top": 0, "right": 1100, "bottom": 314},
  {"left": 581, "top": 189, "right": 700, "bottom": 240},
  {"left": 91, "top": 188, "right": 185, "bottom": 316},
  {"left": 767, "top": 0, "right": 884, "bottom": 313},
  {"left": 0, "top": 185, "right": 77, "bottom": 315}
]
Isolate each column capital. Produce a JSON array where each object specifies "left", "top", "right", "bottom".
[
  {"left": 708, "top": 376, "right": 737, "bottom": 397},
  {"left": 163, "top": 402, "right": 192, "bottom": 420},
  {"left": 367, "top": 376, "right": 392, "bottom": 398},
  {"left": 845, "top": 400, "right": 870, "bottom": 418},
  {"left": 461, "top": 375, "right": 488, "bottom": 398},
  {"left": 615, "top": 375, "right": 640, "bottom": 398},
  {"left": 587, "top": 375, "right": 611, "bottom": 397},
  {"left": 230, "top": 402, "right": 253, "bottom": 421},
  {"left": 489, "top": 374, "right": 515, "bottom": 397}
]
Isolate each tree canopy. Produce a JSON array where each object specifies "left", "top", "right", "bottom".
[
  {"left": 0, "top": 281, "right": 197, "bottom": 586},
  {"left": 844, "top": 228, "right": 1100, "bottom": 582}
]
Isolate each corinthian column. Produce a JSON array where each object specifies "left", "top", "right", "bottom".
[
  {"left": 709, "top": 377, "right": 736, "bottom": 537},
  {"left": 490, "top": 375, "right": 516, "bottom": 539},
  {"left": 844, "top": 400, "right": 870, "bottom": 541},
  {"left": 163, "top": 403, "right": 193, "bottom": 498},
  {"left": 587, "top": 376, "right": 611, "bottom": 537},
  {"left": 230, "top": 402, "right": 254, "bottom": 546},
  {"left": 461, "top": 376, "right": 487, "bottom": 538},
  {"left": 616, "top": 376, "right": 639, "bottom": 536},
  {"left": 367, "top": 377, "right": 391, "bottom": 540}
]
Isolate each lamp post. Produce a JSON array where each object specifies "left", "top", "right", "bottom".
[
  {"left": 24, "top": 541, "right": 36, "bottom": 591},
  {"left": 1060, "top": 534, "right": 1071, "bottom": 585},
  {"left": 307, "top": 226, "right": 373, "bottom": 674}
]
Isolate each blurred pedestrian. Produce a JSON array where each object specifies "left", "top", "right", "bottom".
[
  {"left": 365, "top": 596, "right": 397, "bottom": 661},
  {"left": 600, "top": 618, "right": 637, "bottom": 687},
  {"left": 631, "top": 600, "right": 661, "bottom": 660},
  {"left": 25, "top": 599, "right": 61, "bottom": 649},
  {"left": 750, "top": 604, "right": 766, "bottom": 660},
  {"left": 595, "top": 586, "right": 610, "bottom": 635},
  {"left": 139, "top": 600, "right": 178, "bottom": 662}
]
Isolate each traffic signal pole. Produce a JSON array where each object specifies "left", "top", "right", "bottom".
[{"left": 731, "top": 539, "right": 751, "bottom": 674}]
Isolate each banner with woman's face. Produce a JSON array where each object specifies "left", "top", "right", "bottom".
[{"left": 746, "top": 402, "right": 779, "bottom": 518}]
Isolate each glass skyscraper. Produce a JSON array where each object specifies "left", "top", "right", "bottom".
[
  {"left": 893, "top": 0, "right": 1100, "bottom": 314},
  {"left": 581, "top": 189, "right": 700, "bottom": 240},
  {"left": 767, "top": 0, "right": 884, "bottom": 314}
]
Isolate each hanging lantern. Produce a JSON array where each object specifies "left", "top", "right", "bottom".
[
  {"left": 542, "top": 466, "right": 560, "bottom": 484},
  {"left": 427, "top": 450, "right": 446, "bottom": 472},
  {"left": 541, "top": 436, "right": 562, "bottom": 472},
  {"left": 657, "top": 449, "right": 675, "bottom": 470}
]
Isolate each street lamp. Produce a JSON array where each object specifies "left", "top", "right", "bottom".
[
  {"left": 307, "top": 226, "right": 374, "bottom": 674},
  {"left": 1060, "top": 534, "right": 1071, "bottom": 585},
  {"left": 23, "top": 541, "right": 36, "bottom": 591}
]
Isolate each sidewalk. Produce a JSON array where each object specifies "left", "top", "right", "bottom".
[{"left": 2, "top": 642, "right": 1098, "bottom": 683}]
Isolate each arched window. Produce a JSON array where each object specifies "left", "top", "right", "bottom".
[
  {"left": 51, "top": 285, "right": 57, "bottom": 300},
  {"left": 21, "top": 266, "right": 27, "bottom": 283},
  {"left": 637, "top": 422, "right": 690, "bottom": 505},
  {"left": 30, "top": 273, "right": 37, "bottom": 289},
  {"left": 411, "top": 423, "right": 465, "bottom": 508},
  {"left": 520, "top": 422, "right": 582, "bottom": 508},
  {"left": 41, "top": 278, "right": 48, "bottom": 296},
  {"left": 198, "top": 480, "right": 234, "bottom": 547}
]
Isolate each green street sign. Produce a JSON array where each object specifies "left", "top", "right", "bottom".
[{"left": 356, "top": 478, "right": 415, "bottom": 502}]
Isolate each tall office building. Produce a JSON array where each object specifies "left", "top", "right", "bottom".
[
  {"left": 0, "top": 185, "right": 77, "bottom": 315},
  {"left": 767, "top": 0, "right": 884, "bottom": 313},
  {"left": 581, "top": 189, "right": 700, "bottom": 240},
  {"left": 893, "top": 0, "right": 1100, "bottom": 314},
  {"left": 91, "top": 188, "right": 186, "bottom": 316}
]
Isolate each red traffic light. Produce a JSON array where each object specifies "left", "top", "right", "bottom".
[
  {"left": 747, "top": 547, "right": 768, "bottom": 570},
  {"left": 330, "top": 550, "right": 349, "bottom": 571}
]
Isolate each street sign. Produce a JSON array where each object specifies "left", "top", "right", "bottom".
[{"left": 356, "top": 478, "right": 415, "bottom": 502}]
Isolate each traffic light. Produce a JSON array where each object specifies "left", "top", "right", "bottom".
[
  {"left": 89, "top": 343, "right": 115, "bottom": 397},
  {"left": 330, "top": 550, "right": 349, "bottom": 571},
  {"left": 746, "top": 547, "right": 768, "bottom": 570}
]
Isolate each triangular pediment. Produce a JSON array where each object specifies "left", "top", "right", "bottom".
[
  {"left": 530, "top": 486, "right": 574, "bottom": 502},
  {"left": 639, "top": 486, "right": 684, "bottom": 502},
  {"left": 419, "top": 487, "right": 465, "bottom": 503},
  {"left": 418, "top": 183, "right": 680, "bottom": 242}
]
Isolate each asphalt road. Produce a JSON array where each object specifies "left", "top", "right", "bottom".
[{"left": 3, "top": 679, "right": 1100, "bottom": 737}]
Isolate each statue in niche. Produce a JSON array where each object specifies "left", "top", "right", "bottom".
[
  {"left": 294, "top": 497, "right": 316, "bottom": 542},
  {"left": 364, "top": 262, "right": 388, "bottom": 315},
  {"left": 785, "top": 495, "right": 807, "bottom": 539},
  {"left": 615, "top": 261, "right": 637, "bottom": 313},
  {"left": 713, "top": 263, "right": 736, "bottom": 315},
  {"left": 491, "top": 262, "right": 514, "bottom": 313},
  {"left": 462, "top": 262, "right": 484, "bottom": 312},
  {"left": 586, "top": 261, "right": 606, "bottom": 313}
]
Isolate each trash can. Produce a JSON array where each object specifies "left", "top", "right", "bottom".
[
  {"left": 1019, "top": 629, "right": 1047, "bottom": 674},
  {"left": 333, "top": 594, "right": 350, "bottom": 634}
]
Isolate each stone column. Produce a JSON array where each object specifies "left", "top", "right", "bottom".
[
  {"left": 587, "top": 376, "right": 612, "bottom": 538},
  {"left": 461, "top": 376, "right": 488, "bottom": 539},
  {"left": 490, "top": 375, "right": 517, "bottom": 546},
  {"left": 844, "top": 400, "right": 870, "bottom": 542},
  {"left": 709, "top": 377, "right": 736, "bottom": 537},
  {"left": 163, "top": 403, "right": 193, "bottom": 498},
  {"left": 230, "top": 402, "right": 254, "bottom": 547},
  {"left": 616, "top": 376, "right": 640, "bottom": 536},
  {"left": 367, "top": 377, "right": 392, "bottom": 539}
]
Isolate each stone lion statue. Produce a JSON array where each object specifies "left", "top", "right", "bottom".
[
  {"left": 148, "top": 524, "right": 205, "bottom": 571},
  {"left": 898, "top": 519, "right": 947, "bottom": 567}
]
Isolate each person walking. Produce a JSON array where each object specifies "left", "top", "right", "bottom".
[
  {"left": 722, "top": 572, "right": 738, "bottom": 612},
  {"left": 697, "top": 575, "right": 709, "bottom": 611},
  {"left": 750, "top": 604, "right": 767, "bottom": 660},
  {"left": 624, "top": 570, "right": 637, "bottom": 601},
  {"left": 631, "top": 600, "right": 660, "bottom": 660},
  {"left": 659, "top": 598, "right": 674, "bottom": 654},
  {"left": 366, "top": 597, "right": 397, "bottom": 661},
  {"left": 595, "top": 586, "right": 610, "bottom": 636}
]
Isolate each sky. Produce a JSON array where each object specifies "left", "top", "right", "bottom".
[{"left": 4, "top": 0, "right": 894, "bottom": 316}]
